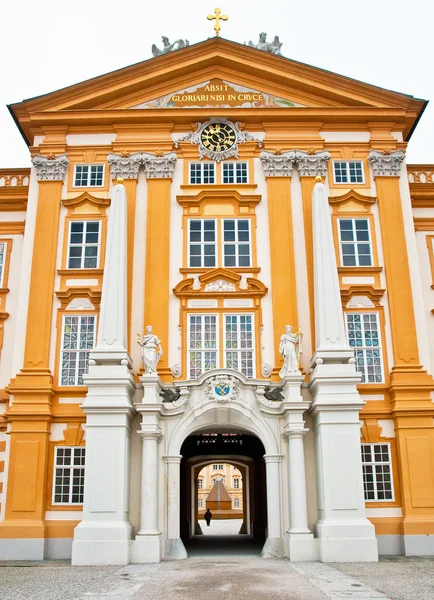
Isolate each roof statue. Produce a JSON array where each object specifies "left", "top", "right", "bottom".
[
  {"left": 151, "top": 36, "right": 189, "bottom": 57},
  {"left": 247, "top": 32, "right": 283, "bottom": 55}
]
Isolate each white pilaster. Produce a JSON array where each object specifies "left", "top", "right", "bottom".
[
  {"left": 308, "top": 179, "right": 378, "bottom": 562},
  {"left": 72, "top": 181, "right": 135, "bottom": 566},
  {"left": 261, "top": 454, "right": 285, "bottom": 558},
  {"left": 164, "top": 455, "right": 188, "bottom": 560}
]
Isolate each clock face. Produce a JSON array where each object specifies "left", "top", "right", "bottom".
[{"left": 200, "top": 123, "right": 236, "bottom": 153}]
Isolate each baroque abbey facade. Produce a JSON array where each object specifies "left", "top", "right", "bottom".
[{"left": 0, "top": 37, "right": 433, "bottom": 564}]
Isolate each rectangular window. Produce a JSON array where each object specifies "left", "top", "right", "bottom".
[
  {"left": 346, "top": 313, "right": 383, "bottom": 383},
  {"left": 338, "top": 219, "right": 372, "bottom": 267},
  {"left": 0, "top": 242, "right": 6, "bottom": 287},
  {"left": 223, "top": 219, "right": 251, "bottom": 267},
  {"left": 198, "top": 479, "right": 203, "bottom": 489},
  {"left": 224, "top": 314, "right": 254, "bottom": 378},
  {"left": 198, "top": 498, "right": 204, "bottom": 508},
  {"left": 333, "top": 161, "right": 364, "bottom": 184},
  {"left": 73, "top": 164, "right": 104, "bottom": 187},
  {"left": 188, "top": 314, "right": 218, "bottom": 379},
  {"left": 233, "top": 478, "right": 240, "bottom": 489},
  {"left": 60, "top": 315, "right": 96, "bottom": 386},
  {"left": 188, "top": 220, "right": 216, "bottom": 268},
  {"left": 234, "top": 497, "right": 240, "bottom": 508},
  {"left": 67, "top": 221, "right": 101, "bottom": 269},
  {"left": 222, "top": 162, "right": 248, "bottom": 184},
  {"left": 53, "top": 447, "right": 85, "bottom": 504},
  {"left": 361, "top": 443, "right": 394, "bottom": 501},
  {"left": 189, "top": 162, "right": 215, "bottom": 184}
]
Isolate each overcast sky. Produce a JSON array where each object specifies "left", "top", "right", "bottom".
[{"left": 1, "top": 0, "right": 432, "bottom": 167}]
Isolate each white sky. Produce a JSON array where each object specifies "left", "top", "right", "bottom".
[{"left": 1, "top": 0, "right": 433, "bottom": 167}]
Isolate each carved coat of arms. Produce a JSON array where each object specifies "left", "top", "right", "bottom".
[{"left": 205, "top": 374, "right": 240, "bottom": 403}]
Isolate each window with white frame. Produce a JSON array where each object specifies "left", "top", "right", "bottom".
[
  {"left": 67, "top": 221, "right": 101, "bottom": 269},
  {"left": 189, "top": 162, "right": 215, "bottom": 184},
  {"left": 222, "top": 162, "right": 248, "bottom": 184},
  {"left": 60, "top": 315, "right": 96, "bottom": 386},
  {"left": 361, "top": 443, "right": 394, "bottom": 501},
  {"left": 338, "top": 219, "right": 372, "bottom": 267},
  {"left": 346, "top": 313, "right": 383, "bottom": 383},
  {"left": 223, "top": 220, "right": 251, "bottom": 267},
  {"left": 73, "top": 164, "right": 104, "bottom": 187},
  {"left": 188, "top": 314, "right": 218, "bottom": 379},
  {"left": 213, "top": 464, "right": 224, "bottom": 470},
  {"left": 198, "top": 498, "right": 204, "bottom": 508},
  {"left": 234, "top": 497, "right": 240, "bottom": 508},
  {"left": 333, "top": 160, "right": 364, "bottom": 184},
  {"left": 198, "top": 479, "right": 203, "bottom": 489},
  {"left": 188, "top": 220, "right": 216, "bottom": 268},
  {"left": 0, "top": 242, "right": 6, "bottom": 287},
  {"left": 233, "top": 477, "right": 240, "bottom": 489},
  {"left": 53, "top": 447, "right": 85, "bottom": 504},
  {"left": 224, "top": 314, "right": 254, "bottom": 377}
]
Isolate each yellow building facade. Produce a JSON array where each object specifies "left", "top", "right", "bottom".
[{"left": 0, "top": 37, "right": 433, "bottom": 563}]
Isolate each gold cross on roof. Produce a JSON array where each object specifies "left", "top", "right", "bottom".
[{"left": 207, "top": 8, "right": 228, "bottom": 37}]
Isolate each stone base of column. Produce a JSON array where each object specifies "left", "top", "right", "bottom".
[
  {"left": 72, "top": 522, "right": 131, "bottom": 565},
  {"left": 239, "top": 522, "right": 247, "bottom": 534},
  {"left": 194, "top": 523, "right": 203, "bottom": 535},
  {"left": 316, "top": 520, "right": 378, "bottom": 562},
  {"left": 261, "top": 537, "right": 285, "bottom": 558},
  {"left": 285, "top": 532, "right": 318, "bottom": 561},
  {"left": 130, "top": 532, "right": 162, "bottom": 563},
  {"left": 164, "top": 538, "right": 188, "bottom": 560}
]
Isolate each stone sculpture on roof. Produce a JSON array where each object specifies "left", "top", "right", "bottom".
[
  {"left": 247, "top": 32, "right": 282, "bottom": 55},
  {"left": 152, "top": 36, "right": 190, "bottom": 57}
]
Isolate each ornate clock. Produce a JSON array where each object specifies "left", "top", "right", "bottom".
[{"left": 200, "top": 123, "right": 236, "bottom": 153}]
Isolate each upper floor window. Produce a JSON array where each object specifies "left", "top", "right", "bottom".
[
  {"left": 198, "top": 498, "right": 204, "bottom": 508},
  {"left": 189, "top": 162, "right": 215, "bottom": 184},
  {"left": 60, "top": 315, "right": 96, "bottom": 386},
  {"left": 361, "top": 443, "right": 394, "bottom": 501},
  {"left": 338, "top": 219, "right": 372, "bottom": 267},
  {"left": 213, "top": 464, "right": 224, "bottom": 470},
  {"left": 73, "top": 164, "right": 104, "bottom": 187},
  {"left": 234, "top": 497, "right": 240, "bottom": 508},
  {"left": 189, "top": 220, "right": 216, "bottom": 268},
  {"left": 53, "top": 447, "right": 85, "bottom": 504},
  {"left": 333, "top": 161, "right": 364, "bottom": 184},
  {"left": 346, "top": 313, "right": 383, "bottom": 383},
  {"left": 223, "top": 220, "right": 251, "bottom": 267},
  {"left": 233, "top": 478, "right": 240, "bottom": 489},
  {"left": 225, "top": 314, "right": 254, "bottom": 378},
  {"left": 198, "top": 478, "right": 203, "bottom": 489},
  {"left": 67, "top": 221, "right": 101, "bottom": 269},
  {"left": 222, "top": 162, "right": 248, "bottom": 184},
  {"left": 0, "top": 242, "right": 6, "bottom": 287},
  {"left": 188, "top": 314, "right": 218, "bottom": 379},
  {"left": 188, "top": 219, "right": 251, "bottom": 268}
]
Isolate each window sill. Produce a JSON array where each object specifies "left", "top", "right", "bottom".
[
  {"left": 338, "top": 266, "right": 382, "bottom": 273},
  {"left": 180, "top": 267, "right": 261, "bottom": 274},
  {"left": 180, "top": 184, "right": 258, "bottom": 191},
  {"left": 58, "top": 268, "right": 103, "bottom": 276}
]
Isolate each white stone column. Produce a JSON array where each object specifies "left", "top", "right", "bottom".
[
  {"left": 164, "top": 455, "right": 187, "bottom": 560},
  {"left": 261, "top": 454, "right": 284, "bottom": 558},
  {"left": 287, "top": 431, "right": 310, "bottom": 533}
]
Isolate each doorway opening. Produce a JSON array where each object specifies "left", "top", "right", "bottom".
[{"left": 180, "top": 432, "right": 267, "bottom": 557}]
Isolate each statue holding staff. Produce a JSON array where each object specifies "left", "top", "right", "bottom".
[
  {"left": 279, "top": 325, "right": 302, "bottom": 377},
  {"left": 137, "top": 326, "right": 163, "bottom": 375}
]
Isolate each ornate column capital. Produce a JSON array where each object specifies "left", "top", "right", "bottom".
[
  {"left": 295, "top": 150, "right": 330, "bottom": 177},
  {"left": 107, "top": 152, "right": 142, "bottom": 179},
  {"left": 142, "top": 152, "right": 177, "bottom": 179},
  {"left": 263, "top": 454, "right": 284, "bottom": 464},
  {"left": 137, "top": 424, "right": 163, "bottom": 442},
  {"left": 368, "top": 149, "right": 405, "bottom": 177},
  {"left": 32, "top": 154, "right": 69, "bottom": 181},
  {"left": 282, "top": 425, "right": 309, "bottom": 440},
  {"left": 259, "top": 150, "right": 296, "bottom": 177}
]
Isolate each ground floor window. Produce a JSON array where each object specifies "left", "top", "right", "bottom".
[
  {"left": 361, "top": 443, "right": 394, "bottom": 501},
  {"left": 53, "top": 447, "right": 86, "bottom": 504}
]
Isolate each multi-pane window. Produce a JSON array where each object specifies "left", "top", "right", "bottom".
[
  {"left": 225, "top": 314, "right": 254, "bottom": 378},
  {"left": 60, "top": 315, "right": 96, "bottom": 386},
  {"left": 361, "top": 443, "right": 394, "bottom": 501},
  {"left": 188, "top": 315, "right": 218, "bottom": 379},
  {"left": 234, "top": 497, "right": 240, "bottom": 508},
  {"left": 222, "top": 162, "right": 248, "bottom": 184},
  {"left": 198, "top": 479, "right": 203, "bottom": 489},
  {"left": 223, "top": 220, "right": 251, "bottom": 267},
  {"left": 198, "top": 498, "right": 204, "bottom": 508},
  {"left": 53, "top": 447, "right": 85, "bottom": 504},
  {"left": 0, "top": 242, "right": 6, "bottom": 287},
  {"left": 339, "top": 219, "right": 372, "bottom": 267},
  {"left": 73, "top": 164, "right": 104, "bottom": 187},
  {"left": 188, "top": 220, "right": 216, "bottom": 268},
  {"left": 333, "top": 161, "right": 364, "bottom": 184},
  {"left": 67, "top": 221, "right": 101, "bottom": 269},
  {"left": 346, "top": 313, "right": 383, "bottom": 383},
  {"left": 213, "top": 464, "right": 224, "bottom": 470},
  {"left": 189, "top": 162, "right": 215, "bottom": 184},
  {"left": 233, "top": 478, "right": 240, "bottom": 489}
]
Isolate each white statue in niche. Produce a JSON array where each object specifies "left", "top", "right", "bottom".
[
  {"left": 137, "top": 326, "right": 163, "bottom": 375},
  {"left": 279, "top": 325, "right": 302, "bottom": 377}
]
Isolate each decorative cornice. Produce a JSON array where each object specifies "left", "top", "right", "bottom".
[
  {"left": 32, "top": 154, "right": 69, "bottom": 181},
  {"left": 62, "top": 191, "right": 110, "bottom": 209},
  {"left": 142, "top": 152, "right": 177, "bottom": 179},
  {"left": 173, "top": 268, "right": 267, "bottom": 298},
  {"left": 295, "top": 150, "right": 330, "bottom": 177},
  {"left": 328, "top": 190, "right": 376, "bottom": 207},
  {"left": 107, "top": 152, "right": 142, "bottom": 179},
  {"left": 108, "top": 151, "right": 177, "bottom": 179},
  {"left": 259, "top": 150, "right": 296, "bottom": 177},
  {"left": 368, "top": 149, "right": 405, "bottom": 177},
  {"left": 340, "top": 285, "right": 385, "bottom": 307}
]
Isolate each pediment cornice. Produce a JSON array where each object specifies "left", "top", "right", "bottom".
[{"left": 173, "top": 268, "right": 267, "bottom": 298}]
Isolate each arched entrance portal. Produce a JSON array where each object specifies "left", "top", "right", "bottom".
[{"left": 180, "top": 432, "right": 267, "bottom": 556}]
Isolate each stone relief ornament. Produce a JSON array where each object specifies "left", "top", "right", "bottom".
[
  {"left": 279, "top": 325, "right": 302, "bottom": 377},
  {"left": 161, "top": 386, "right": 190, "bottom": 412},
  {"left": 108, "top": 152, "right": 177, "bottom": 179},
  {"left": 247, "top": 33, "right": 283, "bottom": 55},
  {"left": 137, "top": 326, "right": 163, "bottom": 375},
  {"left": 152, "top": 36, "right": 189, "bottom": 57},
  {"left": 142, "top": 152, "right": 177, "bottom": 178},
  {"left": 107, "top": 152, "right": 142, "bottom": 179},
  {"left": 174, "top": 118, "right": 262, "bottom": 162},
  {"left": 204, "top": 279, "right": 236, "bottom": 292},
  {"left": 295, "top": 150, "right": 331, "bottom": 177},
  {"left": 32, "top": 154, "right": 69, "bottom": 181},
  {"left": 368, "top": 149, "right": 405, "bottom": 177},
  {"left": 260, "top": 150, "right": 296, "bottom": 177},
  {"left": 205, "top": 374, "right": 240, "bottom": 403}
]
